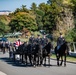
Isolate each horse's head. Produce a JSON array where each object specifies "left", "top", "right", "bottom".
[
  {"left": 62, "top": 41, "right": 68, "bottom": 46},
  {"left": 61, "top": 41, "right": 69, "bottom": 55}
]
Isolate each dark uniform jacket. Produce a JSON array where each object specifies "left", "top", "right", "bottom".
[
  {"left": 41, "top": 37, "right": 48, "bottom": 47},
  {"left": 57, "top": 37, "right": 65, "bottom": 46},
  {"left": 36, "top": 38, "right": 42, "bottom": 45},
  {"left": 29, "top": 37, "right": 35, "bottom": 43}
]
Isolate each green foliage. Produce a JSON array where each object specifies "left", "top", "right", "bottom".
[
  {"left": 39, "top": 3, "right": 51, "bottom": 13},
  {"left": 0, "top": 21, "right": 6, "bottom": 35},
  {"left": 14, "top": 5, "right": 29, "bottom": 14},
  {"left": 35, "top": 9, "right": 45, "bottom": 30},
  {"left": 42, "top": 12, "right": 56, "bottom": 33},
  {"left": 9, "top": 12, "right": 38, "bottom": 32},
  {"left": 37, "top": 2, "right": 56, "bottom": 33},
  {"left": 0, "top": 16, "right": 10, "bottom": 35},
  {"left": 30, "top": 2, "right": 37, "bottom": 11},
  {"left": 65, "top": 28, "right": 76, "bottom": 42},
  {"left": 71, "top": 0, "right": 76, "bottom": 27}
]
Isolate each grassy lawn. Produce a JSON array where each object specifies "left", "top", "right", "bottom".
[{"left": 51, "top": 54, "right": 76, "bottom": 63}]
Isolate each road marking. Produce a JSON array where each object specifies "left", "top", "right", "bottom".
[{"left": 0, "top": 71, "right": 7, "bottom": 75}]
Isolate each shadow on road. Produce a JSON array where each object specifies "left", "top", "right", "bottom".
[
  {"left": 0, "top": 57, "right": 58, "bottom": 68},
  {"left": 0, "top": 57, "right": 31, "bottom": 67}
]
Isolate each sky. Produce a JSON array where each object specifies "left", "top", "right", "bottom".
[{"left": 0, "top": 0, "right": 47, "bottom": 12}]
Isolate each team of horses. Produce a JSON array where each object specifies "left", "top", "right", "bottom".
[
  {"left": 0, "top": 41, "right": 69, "bottom": 67},
  {"left": 13, "top": 42, "right": 52, "bottom": 67}
]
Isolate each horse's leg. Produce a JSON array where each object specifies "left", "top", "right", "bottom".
[
  {"left": 33, "top": 54, "right": 36, "bottom": 67},
  {"left": 25, "top": 54, "right": 27, "bottom": 65},
  {"left": 40, "top": 55, "right": 43, "bottom": 66},
  {"left": 37, "top": 55, "right": 39, "bottom": 66},
  {"left": 29, "top": 54, "right": 32, "bottom": 65},
  {"left": 64, "top": 54, "right": 66, "bottom": 67},
  {"left": 37, "top": 57, "right": 39, "bottom": 66},
  {"left": 21, "top": 54, "right": 24, "bottom": 63},
  {"left": 48, "top": 54, "right": 50, "bottom": 66},
  {"left": 13, "top": 53, "right": 15, "bottom": 62},
  {"left": 60, "top": 56, "right": 63, "bottom": 66},
  {"left": 20, "top": 54, "right": 22, "bottom": 63},
  {"left": 19, "top": 54, "right": 21, "bottom": 62},
  {"left": 44, "top": 56, "right": 46, "bottom": 66},
  {"left": 56, "top": 54, "right": 59, "bottom": 66}
]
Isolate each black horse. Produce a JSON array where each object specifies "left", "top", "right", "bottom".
[
  {"left": 16, "top": 42, "right": 32, "bottom": 64},
  {"left": 31, "top": 42, "right": 40, "bottom": 67},
  {"left": 55, "top": 42, "right": 69, "bottom": 66},
  {"left": 13, "top": 43, "right": 24, "bottom": 63},
  {"left": 43, "top": 42, "right": 52, "bottom": 66}
]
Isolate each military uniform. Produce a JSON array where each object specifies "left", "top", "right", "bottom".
[
  {"left": 41, "top": 37, "right": 48, "bottom": 47},
  {"left": 57, "top": 36, "right": 65, "bottom": 50},
  {"left": 29, "top": 36, "right": 35, "bottom": 44},
  {"left": 36, "top": 37, "right": 42, "bottom": 45},
  {"left": 57, "top": 37, "right": 65, "bottom": 46}
]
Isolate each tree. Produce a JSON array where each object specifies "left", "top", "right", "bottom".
[
  {"left": 0, "top": 15, "right": 10, "bottom": 35},
  {"left": 35, "top": 9, "right": 45, "bottom": 30},
  {"left": 71, "top": 0, "right": 76, "bottom": 28},
  {"left": 31, "top": 2, "right": 37, "bottom": 11},
  {"left": 31, "top": 3, "right": 45, "bottom": 30},
  {"left": 14, "top": 5, "right": 29, "bottom": 14},
  {"left": 0, "top": 21, "right": 5, "bottom": 35},
  {"left": 47, "top": 0, "right": 74, "bottom": 35},
  {"left": 9, "top": 12, "right": 38, "bottom": 32},
  {"left": 38, "top": 2, "right": 57, "bottom": 33},
  {"left": 21, "top": 5, "right": 29, "bottom": 13},
  {"left": 65, "top": 28, "right": 76, "bottom": 42},
  {"left": 14, "top": 8, "right": 21, "bottom": 14}
]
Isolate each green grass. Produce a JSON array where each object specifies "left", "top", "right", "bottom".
[{"left": 51, "top": 54, "right": 76, "bottom": 63}]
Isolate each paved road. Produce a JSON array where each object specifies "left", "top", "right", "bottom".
[{"left": 0, "top": 52, "right": 76, "bottom": 75}]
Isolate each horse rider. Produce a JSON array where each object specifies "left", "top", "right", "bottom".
[
  {"left": 36, "top": 34, "right": 42, "bottom": 45},
  {"left": 57, "top": 33, "right": 65, "bottom": 50},
  {"left": 41, "top": 34, "right": 48, "bottom": 48},
  {"left": 29, "top": 34, "right": 35, "bottom": 44}
]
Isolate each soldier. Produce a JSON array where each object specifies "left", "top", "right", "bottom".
[
  {"left": 57, "top": 33, "right": 65, "bottom": 50},
  {"left": 29, "top": 34, "right": 35, "bottom": 44},
  {"left": 41, "top": 34, "right": 48, "bottom": 47},
  {"left": 36, "top": 34, "right": 42, "bottom": 45}
]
